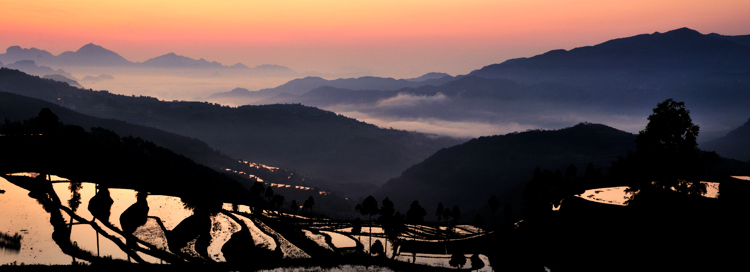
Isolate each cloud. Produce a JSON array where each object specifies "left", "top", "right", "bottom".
[
  {"left": 339, "top": 110, "right": 537, "bottom": 138},
  {"left": 375, "top": 93, "right": 449, "bottom": 108}
]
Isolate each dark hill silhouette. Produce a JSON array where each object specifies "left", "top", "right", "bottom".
[
  {"left": 702, "top": 118, "right": 750, "bottom": 162},
  {"left": 471, "top": 27, "right": 750, "bottom": 77},
  {"left": 376, "top": 123, "right": 637, "bottom": 213},
  {"left": 0, "top": 68, "right": 460, "bottom": 192},
  {"left": 42, "top": 74, "right": 82, "bottom": 88},
  {"left": 0, "top": 109, "right": 246, "bottom": 204},
  {"left": 205, "top": 74, "right": 458, "bottom": 105},
  {"left": 707, "top": 32, "right": 750, "bottom": 46},
  {"left": 0, "top": 91, "right": 333, "bottom": 196}
]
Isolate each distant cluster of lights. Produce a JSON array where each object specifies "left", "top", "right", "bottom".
[{"left": 225, "top": 163, "right": 329, "bottom": 195}]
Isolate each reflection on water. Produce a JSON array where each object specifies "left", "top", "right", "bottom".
[
  {"left": 258, "top": 265, "right": 395, "bottom": 272},
  {"left": 576, "top": 180, "right": 730, "bottom": 206},
  {"left": 0, "top": 176, "right": 70, "bottom": 265},
  {"left": 2, "top": 174, "right": 492, "bottom": 270},
  {"left": 6, "top": 172, "right": 69, "bottom": 181},
  {"left": 0, "top": 231, "right": 22, "bottom": 253}
]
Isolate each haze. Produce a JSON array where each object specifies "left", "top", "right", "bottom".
[{"left": 3, "top": 0, "right": 750, "bottom": 78}]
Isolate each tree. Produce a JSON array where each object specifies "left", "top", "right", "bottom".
[
  {"left": 290, "top": 199, "right": 299, "bottom": 214},
  {"left": 470, "top": 253, "right": 485, "bottom": 270},
  {"left": 449, "top": 252, "right": 467, "bottom": 268},
  {"left": 379, "top": 197, "right": 396, "bottom": 253},
  {"left": 624, "top": 99, "right": 717, "bottom": 201},
  {"left": 355, "top": 203, "right": 362, "bottom": 219},
  {"left": 406, "top": 201, "right": 427, "bottom": 223},
  {"left": 636, "top": 99, "right": 699, "bottom": 159},
  {"left": 443, "top": 208, "right": 452, "bottom": 224},
  {"left": 488, "top": 196, "right": 499, "bottom": 229},
  {"left": 371, "top": 240, "right": 385, "bottom": 257},
  {"left": 379, "top": 197, "right": 395, "bottom": 219},
  {"left": 249, "top": 181, "right": 266, "bottom": 214},
  {"left": 436, "top": 202, "right": 444, "bottom": 222},
  {"left": 451, "top": 205, "right": 461, "bottom": 224},
  {"left": 360, "top": 195, "right": 379, "bottom": 251},
  {"left": 271, "top": 195, "right": 284, "bottom": 215},
  {"left": 473, "top": 214, "right": 485, "bottom": 228},
  {"left": 303, "top": 196, "right": 315, "bottom": 214},
  {"left": 264, "top": 186, "right": 274, "bottom": 201}
]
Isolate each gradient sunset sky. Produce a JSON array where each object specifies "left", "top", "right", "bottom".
[{"left": 2, "top": 0, "right": 749, "bottom": 77}]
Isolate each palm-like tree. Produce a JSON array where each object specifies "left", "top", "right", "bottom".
[{"left": 360, "top": 195, "right": 378, "bottom": 252}]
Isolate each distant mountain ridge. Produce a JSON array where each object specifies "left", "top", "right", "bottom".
[
  {"left": 0, "top": 68, "right": 461, "bottom": 196},
  {"left": 470, "top": 27, "right": 750, "bottom": 78},
  {"left": 0, "top": 43, "right": 292, "bottom": 72},
  {"left": 2, "top": 60, "right": 75, "bottom": 79},
  {"left": 702, "top": 118, "right": 750, "bottom": 162},
  {"left": 206, "top": 74, "right": 458, "bottom": 105},
  {"left": 237, "top": 27, "right": 750, "bottom": 137}
]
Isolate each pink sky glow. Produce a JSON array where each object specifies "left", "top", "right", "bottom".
[{"left": 2, "top": 0, "right": 749, "bottom": 77}]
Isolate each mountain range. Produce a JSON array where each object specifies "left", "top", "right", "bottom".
[
  {"left": 3, "top": 26, "right": 750, "bottom": 215},
  {"left": 0, "top": 43, "right": 294, "bottom": 74},
  {"left": 206, "top": 74, "right": 458, "bottom": 105},
  {"left": 211, "top": 27, "right": 750, "bottom": 138},
  {"left": 0, "top": 68, "right": 460, "bottom": 198}
]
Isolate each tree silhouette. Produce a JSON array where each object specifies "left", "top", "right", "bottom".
[
  {"left": 88, "top": 185, "right": 113, "bottom": 223},
  {"left": 355, "top": 203, "right": 362, "bottom": 219},
  {"left": 436, "top": 202, "right": 444, "bottom": 223},
  {"left": 443, "top": 208, "right": 452, "bottom": 225},
  {"left": 470, "top": 253, "right": 484, "bottom": 270},
  {"left": 249, "top": 181, "right": 266, "bottom": 215},
  {"left": 449, "top": 252, "right": 467, "bottom": 268},
  {"left": 488, "top": 196, "right": 499, "bottom": 229},
  {"left": 371, "top": 240, "right": 385, "bottom": 257},
  {"left": 352, "top": 217, "right": 362, "bottom": 234},
  {"left": 264, "top": 186, "right": 274, "bottom": 202},
  {"left": 621, "top": 99, "right": 719, "bottom": 203},
  {"left": 406, "top": 200, "right": 427, "bottom": 223},
  {"left": 360, "top": 195, "right": 379, "bottom": 251},
  {"left": 303, "top": 196, "right": 315, "bottom": 215},
  {"left": 451, "top": 206, "right": 461, "bottom": 224},
  {"left": 68, "top": 182, "right": 82, "bottom": 213},
  {"left": 473, "top": 214, "right": 485, "bottom": 229},
  {"left": 290, "top": 199, "right": 298, "bottom": 214},
  {"left": 271, "top": 194, "right": 284, "bottom": 215},
  {"left": 379, "top": 197, "right": 396, "bottom": 255}
]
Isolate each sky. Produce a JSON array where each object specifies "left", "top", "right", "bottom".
[{"left": 2, "top": 0, "right": 750, "bottom": 78}]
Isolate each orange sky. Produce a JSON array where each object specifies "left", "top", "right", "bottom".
[{"left": 2, "top": 0, "right": 749, "bottom": 77}]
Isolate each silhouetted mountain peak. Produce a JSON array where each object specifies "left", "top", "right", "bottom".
[
  {"left": 661, "top": 27, "right": 701, "bottom": 36},
  {"left": 230, "top": 63, "right": 250, "bottom": 69},
  {"left": 471, "top": 27, "right": 750, "bottom": 76},
  {"left": 142, "top": 52, "right": 225, "bottom": 68},
  {"left": 407, "top": 72, "right": 452, "bottom": 82},
  {"left": 255, "top": 64, "right": 292, "bottom": 70},
  {"left": 77, "top": 43, "right": 108, "bottom": 53},
  {"left": 229, "top": 87, "right": 251, "bottom": 94},
  {"left": 56, "top": 43, "right": 131, "bottom": 66}
]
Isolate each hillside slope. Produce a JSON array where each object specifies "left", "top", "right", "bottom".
[
  {"left": 376, "top": 123, "right": 637, "bottom": 212},
  {"left": 0, "top": 68, "right": 461, "bottom": 190}
]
